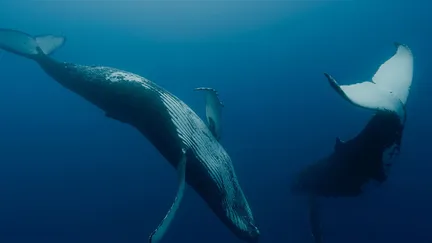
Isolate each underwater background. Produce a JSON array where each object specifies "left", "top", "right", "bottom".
[{"left": 0, "top": 0, "right": 430, "bottom": 242}]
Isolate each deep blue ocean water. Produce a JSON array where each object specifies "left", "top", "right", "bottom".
[{"left": 0, "top": 1, "right": 431, "bottom": 242}]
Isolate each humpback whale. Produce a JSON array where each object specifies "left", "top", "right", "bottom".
[
  {"left": 0, "top": 28, "right": 259, "bottom": 242},
  {"left": 291, "top": 43, "right": 413, "bottom": 242}
]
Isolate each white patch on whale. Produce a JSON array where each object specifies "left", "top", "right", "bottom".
[{"left": 106, "top": 71, "right": 148, "bottom": 84}]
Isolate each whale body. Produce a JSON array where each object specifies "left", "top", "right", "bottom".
[
  {"left": 291, "top": 110, "right": 403, "bottom": 198},
  {"left": 0, "top": 28, "right": 259, "bottom": 242}
]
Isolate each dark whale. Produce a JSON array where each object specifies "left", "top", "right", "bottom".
[
  {"left": 0, "top": 28, "right": 259, "bottom": 243},
  {"left": 291, "top": 109, "right": 404, "bottom": 198},
  {"left": 292, "top": 109, "right": 404, "bottom": 243},
  {"left": 291, "top": 43, "right": 413, "bottom": 242}
]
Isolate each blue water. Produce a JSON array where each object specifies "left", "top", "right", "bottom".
[{"left": 0, "top": 1, "right": 430, "bottom": 242}]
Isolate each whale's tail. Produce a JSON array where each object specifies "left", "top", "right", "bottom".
[
  {"left": 0, "top": 28, "right": 65, "bottom": 60},
  {"left": 324, "top": 43, "right": 413, "bottom": 122}
]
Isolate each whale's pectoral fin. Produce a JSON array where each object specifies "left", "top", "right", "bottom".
[
  {"left": 0, "top": 28, "right": 65, "bottom": 59},
  {"left": 324, "top": 43, "right": 413, "bottom": 121},
  {"left": 148, "top": 149, "right": 187, "bottom": 243},
  {"left": 308, "top": 195, "right": 323, "bottom": 243},
  {"left": 194, "top": 87, "right": 224, "bottom": 141}
]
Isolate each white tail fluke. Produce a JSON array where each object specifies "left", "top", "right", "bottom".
[{"left": 324, "top": 43, "right": 413, "bottom": 122}]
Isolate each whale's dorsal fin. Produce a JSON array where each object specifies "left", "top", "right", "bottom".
[
  {"left": 194, "top": 87, "right": 224, "bottom": 141},
  {"left": 334, "top": 137, "right": 345, "bottom": 151},
  {"left": 149, "top": 149, "right": 187, "bottom": 243},
  {"left": 324, "top": 43, "right": 413, "bottom": 122}
]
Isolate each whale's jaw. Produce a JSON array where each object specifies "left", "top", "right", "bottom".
[{"left": 183, "top": 150, "right": 260, "bottom": 242}]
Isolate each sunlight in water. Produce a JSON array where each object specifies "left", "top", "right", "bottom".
[{"left": 0, "top": 0, "right": 328, "bottom": 41}]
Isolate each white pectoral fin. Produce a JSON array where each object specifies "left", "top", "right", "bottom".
[
  {"left": 194, "top": 87, "right": 224, "bottom": 141},
  {"left": 325, "top": 73, "right": 406, "bottom": 120},
  {"left": 149, "top": 150, "right": 187, "bottom": 243}
]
